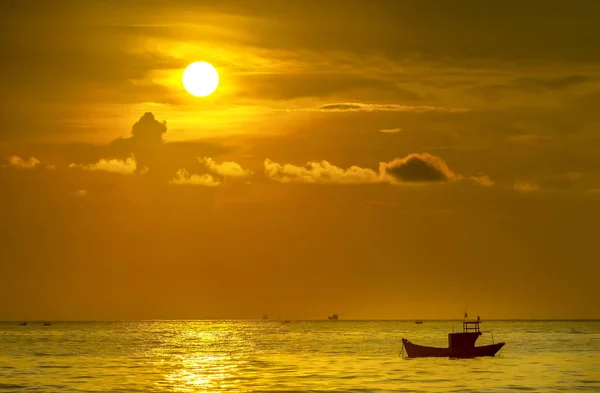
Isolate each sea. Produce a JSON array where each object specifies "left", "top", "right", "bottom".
[{"left": 0, "top": 320, "right": 598, "bottom": 392}]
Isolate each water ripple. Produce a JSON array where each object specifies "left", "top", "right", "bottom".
[{"left": 0, "top": 320, "right": 598, "bottom": 392}]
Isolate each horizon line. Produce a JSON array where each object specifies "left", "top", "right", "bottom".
[{"left": 3, "top": 318, "right": 600, "bottom": 323}]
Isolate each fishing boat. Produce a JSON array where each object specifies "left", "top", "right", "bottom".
[
  {"left": 328, "top": 314, "right": 339, "bottom": 320},
  {"left": 415, "top": 320, "right": 423, "bottom": 324},
  {"left": 401, "top": 316, "right": 504, "bottom": 358}
]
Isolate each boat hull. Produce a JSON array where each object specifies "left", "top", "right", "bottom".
[{"left": 402, "top": 338, "right": 505, "bottom": 358}]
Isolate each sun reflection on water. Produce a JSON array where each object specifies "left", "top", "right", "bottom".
[
  {"left": 152, "top": 324, "right": 253, "bottom": 393},
  {"left": 163, "top": 354, "right": 241, "bottom": 393}
]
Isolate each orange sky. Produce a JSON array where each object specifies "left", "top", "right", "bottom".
[{"left": 1, "top": 0, "right": 599, "bottom": 320}]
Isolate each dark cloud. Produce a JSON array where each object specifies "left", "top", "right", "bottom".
[
  {"left": 131, "top": 112, "right": 167, "bottom": 144},
  {"left": 20, "top": 113, "right": 230, "bottom": 182},
  {"left": 514, "top": 75, "right": 594, "bottom": 90},
  {"left": 468, "top": 74, "right": 595, "bottom": 102},
  {"left": 0, "top": 24, "right": 184, "bottom": 90},
  {"left": 318, "top": 103, "right": 468, "bottom": 113},
  {"left": 235, "top": 73, "right": 421, "bottom": 101},
  {"left": 321, "top": 104, "right": 363, "bottom": 111},
  {"left": 380, "top": 153, "right": 457, "bottom": 183},
  {"left": 0, "top": 26, "right": 183, "bottom": 141},
  {"left": 109, "top": 113, "right": 167, "bottom": 174},
  {"left": 206, "top": 0, "right": 600, "bottom": 64}
]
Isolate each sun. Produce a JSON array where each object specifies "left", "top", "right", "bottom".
[{"left": 182, "top": 62, "right": 219, "bottom": 97}]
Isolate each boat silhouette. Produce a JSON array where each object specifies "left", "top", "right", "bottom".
[
  {"left": 18, "top": 322, "right": 28, "bottom": 326},
  {"left": 328, "top": 314, "right": 339, "bottom": 320},
  {"left": 401, "top": 316, "right": 504, "bottom": 358}
]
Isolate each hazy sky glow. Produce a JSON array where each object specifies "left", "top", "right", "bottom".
[{"left": 1, "top": 0, "right": 599, "bottom": 320}]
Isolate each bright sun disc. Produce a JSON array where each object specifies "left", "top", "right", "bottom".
[{"left": 182, "top": 62, "right": 219, "bottom": 97}]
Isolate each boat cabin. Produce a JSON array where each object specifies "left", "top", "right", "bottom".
[{"left": 448, "top": 319, "right": 482, "bottom": 349}]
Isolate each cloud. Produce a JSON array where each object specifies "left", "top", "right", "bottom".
[
  {"left": 69, "top": 156, "right": 139, "bottom": 175},
  {"left": 109, "top": 112, "right": 168, "bottom": 174},
  {"left": 6, "top": 156, "right": 40, "bottom": 169},
  {"left": 264, "top": 153, "right": 482, "bottom": 186},
  {"left": 507, "top": 134, "right": 553, "bottom": 144},
  {"left": 521, "top": 172, "right": 588, "bottom": 192},
  {"left": 513, "top": 75, "right": 594, "bottom": 90},
  {"left": 514, "top": 181, "right": 539, "bottom": 192},
  {"left": 199, "top": 157, "right": 252, "bottom": 177},
  {"left": 236, "top": 73, "right": 422, "bottom": 101},
  {"left": 317, "top": 103, "right": 469, "bottom": 113},
  {"left": 379, "top": 128, "right": 402, "bottom": 134},
  {"left": 170, "top": 169, "right": 220, "bottom": 187},
  {"left": 379, "top": 153, "right": 458, "bottom": 183},
  {"left": 470, "top": 175, "right": 495, "bottom": 187},
  {"left": 72, "top": 189, "right": 88, "bottom": 198},
  {"left": 68, "top": 112, "right": 169, "bottom": 176},
  {"left": 5, "top": 155, "right": 54, "bottom": 170},
  {"left": 170, "top": 157, "right": 252, "bottom": 186},
  {"left": 103, "top": 113, "right": 229, "bottom": 181},
  {"left": 472, "top": 74, "right": 595, "bottom": 101},
  {"left": 131, "top": 112, "right": 167, "bottom": 145},
  {"left": 264, "top": 159, "right": 380, "bottom": 184}
]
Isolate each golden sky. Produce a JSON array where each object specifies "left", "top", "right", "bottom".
[{"left": 1, "top": 0, "right": 599, "bottom": 320}]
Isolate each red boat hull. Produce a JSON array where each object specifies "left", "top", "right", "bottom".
[{"left": 402, "top": 338, "right": 505, "bottom": 358}]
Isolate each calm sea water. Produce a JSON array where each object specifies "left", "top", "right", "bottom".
[{"left": 0, "top": 320, "right": 598, "bottom": 392}]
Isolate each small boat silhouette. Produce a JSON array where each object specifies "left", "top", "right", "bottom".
[
  {"left": 328, "top": 314, "right": 339, "bottom": 320},
  {"left": 18, "top": 322, "right": 28, "bottom": 326},
  {"left": 401, "top": 316, "right": 504, "bottom": 358},
  {"left": 42, "top": 322, "right": 51, "bottom": 326},
  {"left": 415, "top": 320, "right": 423, "bottom": 324}
]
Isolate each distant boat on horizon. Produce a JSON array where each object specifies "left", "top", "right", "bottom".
[
  {"left": 415, "top": 320, "right": 423, "bottom": 324},
  {"left": 43, "top": 322, "right": 51, "bottom": 326},
  {"left": 328, "top": 314, "right": 339, "bottom": 320},
  {"left": 18, "top": 322, "right": 27, "bottom": 326}
]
